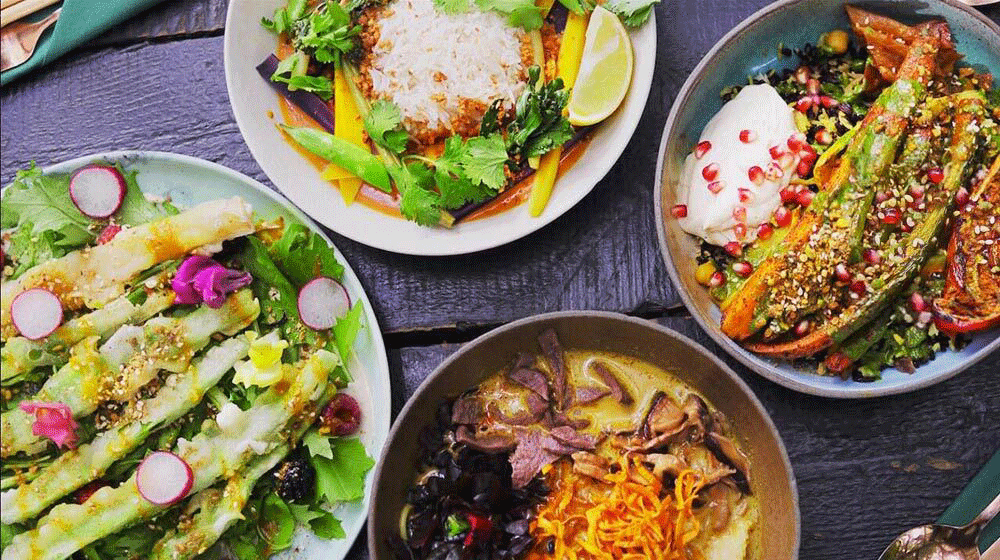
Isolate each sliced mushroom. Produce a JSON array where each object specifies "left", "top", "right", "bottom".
[
  {"left": 571, "top": 451, "right": 608, "bottom": 481},
  {"left": 681, "top": 394, "right": 712, "bottom": 440},
  {"left": 701, "top": 482, "right": 733, "bottom": 532},
  {"left": 644, "top": 453, "right": 687, "bottom": 480},
  {"left": 705, "top": 432, "right": 752, "bottom": 493},
  {"left": 646, "top": 394, "right": 685, "bottom": 435},
  {"left": 682, "top": 445, "right": 736, "bottom": 486}
]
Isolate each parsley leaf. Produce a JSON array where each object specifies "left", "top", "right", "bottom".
[
  {"left": 311, "top": 438, "right": 375, "bottom": 503},
  {"left": 364, "top": 100, "right": 410, "bottom": 154},
  {"left": 270, "top": 53, "right": 334, "bottom": 99},
  {"left": 462, "top": 134, "right": 509, "bottom": 190},
  {"left": 604, "top": 0, "right": 659, "bottom": 27}
]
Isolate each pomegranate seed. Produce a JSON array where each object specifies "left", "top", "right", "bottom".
[
  {"left": 732, "top": 206, "right": 747, "bottom": 222},
  {"left": 863, "top": 249, "right": 881, "bottom": 264},
  {"left": 794, "top": 66, "right": 811, "bottom": 84},
  {"left": 739, "top": 129, "right": 757, "bottom": 143},
  {"left": 765, "top": 162, "right": 785, "bottom": 181},
  {"left": 774, "top": 205, "right": 792, "bottom": 227},
  {"left": 820, "top": 95, "right": 838, "bottom": 109},
  {"left": 881, "top": 208, "right": 902, "bottom": 225},
  {"left": 748, "top": 165, "right": 765, "bottom": 185},
  {"left": 794, "top": 97, "right": 813, "bottom": 112},
  {"left": 908, "top": 183, "right": 925, "bottom": 199},
  {"left": 806, "top": 78, "right": 821, "bottom": 95},
  {"left": 955, "top": 187, "right": 969, "bottom": 206},
  {"left": 733, "top": 223, "right": 747, "bottom": 239},
  {"left": 695, "top": 141, "right": 712, "bottom": 159},
  {"left": 780, "top": 187, "right": 798, "bottom": 204},
  {"left": 769, "top": 145, "right": 786, "bottom": 159},
  {"left": 724, "top": 241, "right": 743, "bottom": 257},
  {"left": 787, "top": 133, "right": 807, "bottom": 152},
  {"left": 795, "top": 320, "right": 812, "bottom": 336},
  {"left": 927, "top": 167, "right": 944, "bottom": 184},
  {"left": 733, "top": 261, "right": 753, "bottom": 278},
  {"left": 910, "top": 292, "right": 926, "bottom": 312},
  {"left": 814, "top": 127, "right": 833, "bottom": 145},
  {"left": 796, "top": 189, "right": 815, "bottom": 207},
  {"left": 778, "top": 152, "right": 796, "bottom": 171},
  {"left": 800, "top": 143, "right": 817, "bottom": 160},
  {"left": 708, "top": 271, "right": 726, "bottom": 288},
  {"left": 702, "top": 163, "right": 720, "bottom": 181},
  {"left": 850, "top": 280, "right": 867, "bottom": 295},
  {"left": 671, "top": 204, "right": 688, "bottom": 218},
  {"left": 707, "top": 180, "right": 725, "bottom": 194},
  {"left": 96, "top": 224, "right": 121, "bottom": 245},
  {"left": 738, "top": 188, "right": 753, "bottom": 203},
  {"left": 797, "top": 159, "right": 813, "bottom": 177},
  {"left": 875, "top": 191, "right": 890, "bottom": 203},
  {"left": 757, "top": 222, "right": 774, "bottom": 240},
  {"left": 834, "top": 263, "right": 851, "bottom": 282}
]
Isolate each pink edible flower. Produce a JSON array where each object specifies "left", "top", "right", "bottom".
[
  {"left": 19, "top": 401, "right": 78, "bottom": 449},
  {"left": 172, "top": 256, "right": 252, "bottom": 309}
]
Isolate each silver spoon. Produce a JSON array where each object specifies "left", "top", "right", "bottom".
[{"left": 879, "top": 493, "right": 1000, "bottom": 560}]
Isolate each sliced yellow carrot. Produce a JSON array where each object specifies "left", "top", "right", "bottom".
[
  {"left": 528, "top": 11, "right": 589, "bottom": 217},
  {"left": 333, "top": 67, "right": 367, "bottom": 205},
  {"left": 537, "top": 0, "right": 556, "bottom": 16},
  {"left": 320, "top": 162, "right": 356, "bottom": 181}
]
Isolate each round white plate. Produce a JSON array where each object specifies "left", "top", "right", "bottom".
[
  {"left": 11, "top": 151, "right": 392, "bottom": 559},
  {"left": 224, "top": 1, "right": 656, "bottom": 255}
]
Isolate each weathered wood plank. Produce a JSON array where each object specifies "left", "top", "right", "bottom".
[
  {"left": 392, "top": 318, "right": 1000, "bottom": 560},
  {"left": 92, "top": 0, "right": 228, "bottom": 46}
]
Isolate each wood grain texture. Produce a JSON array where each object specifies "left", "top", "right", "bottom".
[
  {"left": 92, "top": 0, "right": 227, "bottom": 46},
  {"left": 390, "top": 318, "right": 1000, "bottom": 560},
  {"left": 0, "top": 0, "right": 783, "bottom": 334}
]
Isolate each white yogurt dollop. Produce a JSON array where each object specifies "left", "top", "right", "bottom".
[{"left": 677, "top": 84, "right": 800, "bottom": 246}]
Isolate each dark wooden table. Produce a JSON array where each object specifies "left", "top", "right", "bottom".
[{"left": 2, "top": 1, "right": 998, "bottom": 558}]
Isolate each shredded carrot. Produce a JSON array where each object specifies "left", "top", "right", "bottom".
[{"left": 530, "top": 454, "right": 706, "bottom": 559}]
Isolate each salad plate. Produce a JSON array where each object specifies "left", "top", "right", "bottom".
[
  {"left": 654, "top": 0, "right": 1000, "bottom": 398},
  {"left": 0, "top": 151, "right": 391, "bottom": 559},
  {"left": 224, "top": 0, "right": 656, "bottom": 255}
]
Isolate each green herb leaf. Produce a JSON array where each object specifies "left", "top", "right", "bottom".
[
  {"left": 274, "top": 74, "right": 335, "bottom": 100},
  {"left": 2, "top": 164, "right": 94, "bottom": 247},
  {"left": 292, "top": 3, "right": 360, "bottom": 66},
  {"left": 311, "top": 438, "right": 375, "bottom": 503},
  {"left": 333, "top": 302, "right": 364, "bottom": 364},
  {"left": 262, "top": 0, "right": 307, "bottom": 34},
  {"left": 235, "top": 236, "right": 312, "bottom": 345},
  {"left": 603, "top": 0, "right": 658, "bottom": 26},
  {"left": 309, "top": 511, "right": 346, "bottom": 539},
  {"left": 303, "top": 429, "right": 335, "bottom": 459},
  {"left": 270, "top": 223, "right": 345, "bottom": 287},
  {"left": 364, "top": 100, "right": 410, "bottom": 154},
  {"left": 4, "top": 227, "right": 69, "bottom": 280},
  {"left": 115, "top": 168, "right": 178, "bottom": 225},
  {"left": 433, "top": 0, "right": 471, "bottom": 13},
  {"left": 475, "top": 0, "right": 543, "bottom": 29},
  {"left": 507, "top": 67, "right": 573, "bottom": 162},
  {"left": 462, "top": 134, "right": 509, "bottom": 190},
  {"left": 287, "top": 502, "right": 325, "bottom": 525},
  {"left": 260, "top": 493, "right": 296, "bottom": 551},
  {"left": 388, "top": 162, "right": 442, "bottom": 226}
]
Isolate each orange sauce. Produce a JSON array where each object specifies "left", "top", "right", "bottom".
[{"left": 271, "top": 37, "right": 590, "bottom": 223}]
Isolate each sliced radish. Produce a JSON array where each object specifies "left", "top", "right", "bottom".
[
  {"left": 11, "top": 288, "right": 63, "bottom": 340},
  {"left": 136, "top": 451, "right": 193, "bottom": 505},
  {"left": 297, "top": 277, "right": 350, "bottom": 331},
  {"left": 69, "top": 165, "right": 126, "bottom": 219}
]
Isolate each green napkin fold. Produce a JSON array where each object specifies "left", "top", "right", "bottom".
[
  {"left": 1, "top": 0, "right": 166, "bottom": 86},
  {"left": 937, "top": 449, "right": 1000, "bottom": 552}
]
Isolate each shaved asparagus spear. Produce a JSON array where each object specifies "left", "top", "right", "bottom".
[
  {"left": 0, "top": 290, "right": 260, "bottom": 458},
  {"left": 1, "top": 197, "right": 254, "bottom": 338},
  {"left": 1, "top": 286, "right": 175, "bottom": 385},
  {"left": 149, "top": 443, "right": 290, "bottom": 560},
  {"left": 2, "top": 349, "right": 337, "bottom": 560},
  {"left": 0, "top": 338, "right": 251, "bottom": 524}
]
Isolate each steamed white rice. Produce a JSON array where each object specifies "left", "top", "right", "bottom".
[{"left": 367, "top": 0, "right": 528, "bottom": 138}]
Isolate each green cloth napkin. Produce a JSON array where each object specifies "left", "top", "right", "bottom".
[
  {"left": 937, "top": 449, "right": 1000, "bottom": 552},
  {"left": 1, "top": 0, "right": 166, "bottom": 86}
]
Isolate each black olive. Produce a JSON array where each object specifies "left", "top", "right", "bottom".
[{"left": 273, "top": 457, "right": 315, "bottom": 502}]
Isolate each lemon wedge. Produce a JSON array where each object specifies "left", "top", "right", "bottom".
[{"left": 567, "top": 6, "right": 633, "bottom": 126}]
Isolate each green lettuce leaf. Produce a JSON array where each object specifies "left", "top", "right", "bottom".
[
  {"left": 270, "top": 223, "right": 345, "bottom": 287},
  {"left": 2, "top": 164, "right": 94, "bottom": 247},
  {"left": 311, "top": 438, "right": 374, "bottom": 504}
]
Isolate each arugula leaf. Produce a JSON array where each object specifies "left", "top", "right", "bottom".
[
  {"left": 333, "top": 302, "right": 364, "bottom": 363},
  {"left": 311, "top": 438, "right": 375, "bottom": 503},
  {"left": 235, "top": 236, "right": 309, "bottom": 345},
  {"left": 364, "top": 100, "right": 410, "bottom": 155},
  {"left": 462, "top": 134, "right": 509, "bottom": 190},
  {"left": 270, "top": 223, "right": 345, "bottom": 287},
  {"left": 604, "top": 0, "right": 659, "bottom": 27},
  {"left": 2, "top": 164, "right": 94, "bottom": 247}
]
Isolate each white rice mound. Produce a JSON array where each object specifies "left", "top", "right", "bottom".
[{"left": 369, "top": 0, "right": 528, "bottom": 136}]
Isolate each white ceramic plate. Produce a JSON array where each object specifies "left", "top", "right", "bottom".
[
  {"left": 8, "top": 151, "right": 392, "bottom": 559},
  {"left": 224, "top": 1, "right": 656, "bottom": 255}
]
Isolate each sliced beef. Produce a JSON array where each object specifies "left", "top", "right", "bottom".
[
  {"left": 549, "top": 426, "right": 597, "bottom": 450},
  {"left": 509, "top": 368, "right": 551, "bottom": 400},
  {"left": 487, "top": 393, "right": 549, "bottom": 426},
  {"left": 451, "top": 395, "right": 482, "bottom": 425},
  {"left": 573, "top": 385, "right": 610, "bottom": 406},
  {"left": 455, "top": 425, "right": 516, "bottom": 454},
  {"left": 538, "top": 329, "right": 568, "bottom": 409},
  {"left": 592, "top": 361, "right": 633, "bottom": 406},
  {"left": 509, "top": 428, "right": 562, "bottom": 488}
]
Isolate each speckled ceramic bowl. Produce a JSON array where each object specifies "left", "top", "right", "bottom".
[
  {"left": 368, "top": 311, "right": 800, "bottom": 560},
  {"left": 654, "top": 0, "right": 1000, "bottom": 398}
]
